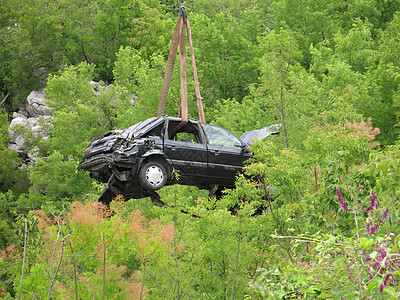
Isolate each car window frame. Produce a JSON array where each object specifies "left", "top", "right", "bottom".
[{"left": 164, "top": 118, "right": 207, "bottom": 144}]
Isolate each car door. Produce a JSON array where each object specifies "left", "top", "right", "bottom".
[
  {"left": 163, "top": 119, "right": 208, "bottom": 180},
  {"left": 201, "top": 124, "right": 251, "bottom": 186}
]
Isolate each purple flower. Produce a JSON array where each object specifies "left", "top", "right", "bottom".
[
  {"left": 382, "top": 208, "right": 389, "bottom": 221},
  {"left": 384, "top": 231, "right": 393, "bottom": 239},
  {"left": 364, "top": 206, "right": 372, "bottom": 213},
  {"left": 348, "top": 267, "right": 353, "bottom": 282},
  {"left": 380, "top": 273, "right": 394, "bottom": 292},
  {"left": 368, "top": 223, "right": 380, "bottom": 235},
  {"left": 336, "top": 188, "right": 348, "bottom": 212},
  {"left": 364, "top": 191, "right": 378, "bottom": 212},
  {"left": 358, "top": 185, "right": 364, "bottom": 191},
  {"left": 377, "top": 247, "right": 387, "bottom": 264},
  {"left": 362, "top": 250, "right": 373, "bottom": 263},
  {"left": 372, "top": 262, "right": 380, "bottom": 272}
]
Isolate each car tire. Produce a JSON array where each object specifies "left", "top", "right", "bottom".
[{"left": 139, "top": 161, "right": 168, "bottom": 191}]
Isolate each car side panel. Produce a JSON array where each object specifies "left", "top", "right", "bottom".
[
  {"left": 207, "top": 144, "right": 251, "bottom": 186},
  {"left": 163, "top": 139, "right": 208, "bottom": 178}
]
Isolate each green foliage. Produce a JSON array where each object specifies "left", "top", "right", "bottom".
[
  {"left": 268, "top": 0, "right": 352, "bottom": 67},
  {"left": 0, "top": 110, "right": 10, "bottom": 146},
  {"left": 208, "top": 96, "right": 273, "bottom": 137},
  {"left": 304, "top": 122, "right": 371, "bottom": 173},
  {"left": 113, "top": 46, "right": 145, "bottom": 95},
  {"left": 113, "top": 47, "right": 183, "bottom": 125},
  {"left": 6, "top": 200, "right": 176, "bottom": 299},
  {"left": 253, "top": 29, "right": 329, "bottom": 148},
  {"left": 0, "top": 112, "right": 28, "bottom": 195},
  {"left": 4, "top": 1, "right": 400, "bottom": 298},
  {"left": 356, "top": 142, "right": 400, "bottom": 201},
  {"left": 27, "top": 151, "right": 91, "bottom": 208},
  {"left": 144, "top": 204, "right": 261, "bottom": 298},
  {"left": 248, "top": 141, "right": 307, "bottom": 202},
  {"left": 251, "top": 188, "right": 400, "bottom": 299},
  {"left": 0, "top": 191, "right": 17, "bottom": 250},
  {"left": 190, "top": 10, "right": 261, "bottom": 105},
  {"left": 247, "top": 125, "right": 400, "bottom": 299},
  {"left": 0, "top": 144, "right": 27, "bottom": 195},
  {"left": 334, "top": 18, "right": 377, "bottom": 73},
  {"left": 0, "top": 0, "right": 173, "bottom": 111}
]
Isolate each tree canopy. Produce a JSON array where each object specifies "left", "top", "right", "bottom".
[{"left": 1, "top": 0, "right": 400, "bottom": 298}]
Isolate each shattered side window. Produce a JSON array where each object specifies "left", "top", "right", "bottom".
[{"left": 202, "top": 124, "right": 242, "bottom": 148}]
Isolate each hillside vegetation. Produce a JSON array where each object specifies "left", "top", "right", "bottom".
[{"left": 1, "top": 0, "right": 400, "bottom": 298}]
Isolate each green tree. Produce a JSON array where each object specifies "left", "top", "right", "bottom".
[
  {"left": 113, "top": 46, "right": 186, "bottom": 125},
  {"left": 25, "top": 62, "right": 129, "bottom": 207},
  {"left": 334, "top": 18, "right": 377, "bottom": 73},
  {"left": 248, "top": 142, "right": 400, "bottom": 299},
  {"left": 255, "top": 29, "right": 308, "bottom": 148},
  {"left": 190, "top": 10, "right": 261, "bottom": 106},
  {"left": 0, "top": 0, "right": 173, "bottom": 112},
  {"left": 0, "top": 111, "right": 28, "bottom": 195},
  {"left": 268, "top": 0, "right": 352, "bottom": 67}
]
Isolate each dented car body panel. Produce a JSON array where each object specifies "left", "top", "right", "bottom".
[{"left": 78, "top": 116, "right": 279, "bottom": 204}]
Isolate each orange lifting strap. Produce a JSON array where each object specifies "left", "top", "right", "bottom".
[{"left": 157, "top": 1, "right": 206, "bottom": 124}]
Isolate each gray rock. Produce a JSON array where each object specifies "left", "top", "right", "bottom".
[
  {"left": 8, "top": 89, "right": 51, "bottom": 165},
  {"left": 25, "top": 88, "right": 51, "bottom": 117}
]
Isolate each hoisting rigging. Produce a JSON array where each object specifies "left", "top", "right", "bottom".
[{"left": 157, "top": 1, "right": 206, "bottom": 124}]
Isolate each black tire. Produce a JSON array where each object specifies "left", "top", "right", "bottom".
[{"left": 138, "top": 161, "right": 168, "bottom": 191}]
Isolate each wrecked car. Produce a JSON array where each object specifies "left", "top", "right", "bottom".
[{"left": 78, "top": 116, "right": 280, "bottom": 205}]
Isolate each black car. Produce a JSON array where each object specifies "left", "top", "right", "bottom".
[{"left": 78, "top": 116, "right": 279, "bottom": 205}]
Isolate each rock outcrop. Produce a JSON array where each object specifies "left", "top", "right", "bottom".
[{"left": 8, "top": 88, "right": 51, "bottom": 165}]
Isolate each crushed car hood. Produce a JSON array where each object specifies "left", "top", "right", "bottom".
[{"left": 240, "top": 124, "right": 281, "bottom": 145}]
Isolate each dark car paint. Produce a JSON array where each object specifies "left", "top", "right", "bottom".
[{"left": 78, "top": 116, "right": 275, "bottom": 204}]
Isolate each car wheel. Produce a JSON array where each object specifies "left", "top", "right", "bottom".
[{"left": 139, "top": 161, "right": 167, "bottom": 191}]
